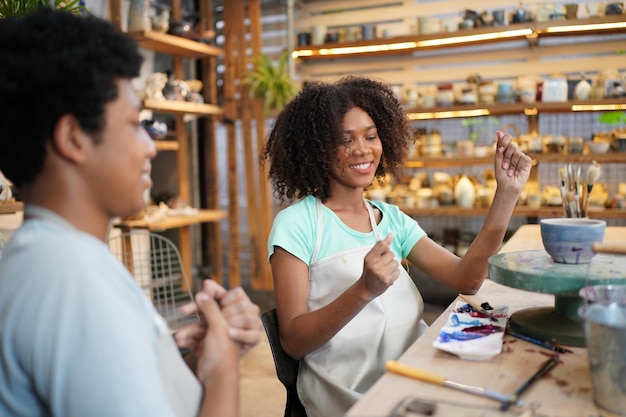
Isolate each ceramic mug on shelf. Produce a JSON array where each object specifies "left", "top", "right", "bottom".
[{"left": 311, "top": 25, "right": 326, "bottom": 45}]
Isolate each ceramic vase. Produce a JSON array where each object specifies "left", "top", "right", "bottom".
[
  {"left": 454, "top": 175, "right": 475, "bottom": 209},
  {"left": 574, "top": 77, "right": 592, "bottom": 101}
]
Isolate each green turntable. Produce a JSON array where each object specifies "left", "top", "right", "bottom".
[{"left": 488, "top": 250, "right": 626, "bottom": 347}]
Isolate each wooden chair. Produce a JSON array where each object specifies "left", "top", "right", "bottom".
[{"left": 261, "top": 308, "right": 308, "bottom": 417}]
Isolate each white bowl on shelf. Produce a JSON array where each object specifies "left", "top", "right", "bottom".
[{"left": 586, "top": 141, "right": 610, "bottom": 154}]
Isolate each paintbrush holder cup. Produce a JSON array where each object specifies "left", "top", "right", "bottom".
[{"left": 540, "top": 218, "right": 606, "bottom": 264}]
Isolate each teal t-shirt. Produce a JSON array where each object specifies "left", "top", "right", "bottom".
[{"left": 268, "top": 195, "right": 426, "bottom": 265}]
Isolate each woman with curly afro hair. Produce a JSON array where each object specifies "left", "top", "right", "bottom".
[{"left": 262, "top": 76, "right": 532, "bottom": 417}]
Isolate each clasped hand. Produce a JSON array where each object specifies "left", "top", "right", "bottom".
[{"left": 174, "top": 279, "right": 262, "bottom": 356}]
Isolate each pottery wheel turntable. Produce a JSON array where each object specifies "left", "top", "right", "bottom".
[{"left": 488, "top": 250, "right": 626, "bottom": 347}]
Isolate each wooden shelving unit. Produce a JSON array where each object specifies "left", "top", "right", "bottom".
[
  {"left": 404, "top": 98, "right": 626, "bottom": 121},
  {"left": 116, "top": 209, "right": 227, "bottom": 231},
  {"left": 289, "top": 5, "right": 626, "bottom": 224},
  {"left": 293, "top": 15, "right": 626, "bottom": 60},
  {"left": 0, "top": 202, "right": 23, "bottom": 215},
  {"left": 127, "top": 30, "right": 223, "bottom": 57},
  {"left": 401, "top": 205, "right": 626, "bottom": 219},
  {"left": 109, "top": 0, "right": 225, "bottom": 286},
  {"left": 406, "top": 152, "right": 626, "bottom": 168},
  {"left": 144, "top": 98, "right": 223, "bottom": 117},
  {"left": 402, "top": 151, "right": 626, "bottom": 221}
]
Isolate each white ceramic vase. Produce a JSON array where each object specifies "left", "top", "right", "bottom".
[{"left": 454, "top": 175, "right": 475, "bottom": 209}]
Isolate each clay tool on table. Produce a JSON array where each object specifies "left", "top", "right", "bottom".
[
  {"left": 458, "top": 294, "right": 500, "bottom": 323},
  {"left": 505, "top": 328, "right": 573, "bottom": 354},
  {"left": 592, "top": 242, "right": 626, "bottom": 255},
  {"left": 500, "top": 355, "right": 560, "bottom": 411},
  {"left": 386, "top": 360, "right": 522, "bottom": 407}
]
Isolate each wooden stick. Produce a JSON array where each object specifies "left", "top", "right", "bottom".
[{"left": 592, "top": 242, "right": 626, "bottom": 255}]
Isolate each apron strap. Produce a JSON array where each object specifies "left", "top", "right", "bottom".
[
  {"left": 365, "top": 200, "right": 383, "bottom": 241},
  {"left": 312, "top": 199, "right": 324, "bottom": 262}
]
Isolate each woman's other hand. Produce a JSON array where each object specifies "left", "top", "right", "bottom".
[
  {"left": 359, "top": 234, "right": 400, "bottom": 299},
  {"left": 494, "top": 130, "right": 532, "bottom": 195}
]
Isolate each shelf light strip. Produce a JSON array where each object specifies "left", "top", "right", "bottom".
[
  {"left": 293, "top": 29, "right": 532, "bottom": 58},
  {"left": 571, "top": 103, "right": 626, "bottom": 111},
  {"left": 544, "top": 21, "right": 626, "bottom": 33},
  {"left": 407, "top": 108, "right": 490, "bottom": 120}
]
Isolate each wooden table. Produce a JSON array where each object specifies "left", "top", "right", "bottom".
[{"left": 346, "top": 225, "right": 625, "bottom": 417}]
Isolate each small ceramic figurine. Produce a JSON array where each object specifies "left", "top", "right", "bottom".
[
  {"left": 151, "top": 8, "right": 170, "bottom": 33},
  {"left": 144, "top": 72, "right": 168, "bottom": 101}
]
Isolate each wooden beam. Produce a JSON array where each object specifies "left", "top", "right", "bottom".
[
  {"left": 249, "top": 0, "right": 274, "bottom": 290},
  {"left": 223, "top": 1, "right": 242, "bottom": 288}
]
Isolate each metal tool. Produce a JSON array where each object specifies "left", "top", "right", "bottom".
[
  {"left": 386, "top": 361, "right": 521, "bottom": 407},
  {"left": 500, "top": 355, "right": 560, "bottom": 411}
]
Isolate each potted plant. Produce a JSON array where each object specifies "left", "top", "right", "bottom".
[
  {"left": 245, "top": 50, "right": 297, "bottom": 116},
  {"left": 0, "top": 0, "right": 85, "bottom": 18}
]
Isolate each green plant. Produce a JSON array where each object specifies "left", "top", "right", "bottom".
[
  {"left": 0, "top": 0, "right": 85, "bottom": 18},
  {"left": 597, "top": 110, "right": 626, "bottom": 126},
  {"left": 461, "top": 116, "right": 500, "bottom": 143},
  {"left": 245, "top": 50, "right": 297, "bottom": 116}
]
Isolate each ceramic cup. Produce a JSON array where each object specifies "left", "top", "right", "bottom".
[
  {"left": 311, "top": 25, "right": 326, "bottom": 45},
  {"left": 540, "top": 218, "right": 606, "bottom": 264}
]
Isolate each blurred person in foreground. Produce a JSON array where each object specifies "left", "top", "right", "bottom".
[{"left": 0, "top": 8, "right": 260, "bottom": 417}]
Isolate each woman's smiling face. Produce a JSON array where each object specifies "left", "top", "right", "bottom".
[{"left": 329, "top": 107, "right": 382, "bottom": 191}]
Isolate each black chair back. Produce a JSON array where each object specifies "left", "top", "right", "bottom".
[{"left": 261, "top": 308, "right": 308, "bottom": 417}]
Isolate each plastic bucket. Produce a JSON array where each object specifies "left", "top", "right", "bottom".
[{"left": 579, "top": 285, "right": 626, "bottom": 415}]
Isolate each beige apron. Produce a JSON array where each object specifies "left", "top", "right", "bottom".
[{"left": 298, "top": 199, "right": 428, "bottom": 417}]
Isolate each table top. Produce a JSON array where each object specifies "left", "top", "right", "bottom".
[{"left": 346, "top": 224, "right": 625, "bottom": 417}]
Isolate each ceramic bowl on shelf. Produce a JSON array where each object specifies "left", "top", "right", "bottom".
[
  {"left": 586, "top": 141, "right": 610, "bottom": 154},
  {"left": 141, "top": 119, "right": 168, "bottom": 141},
  {"left": 540, "top": 218, "right": 606, "bottom": 264},
  {"left": 612, "top": 137, "right": 626, "bottom": 153}
]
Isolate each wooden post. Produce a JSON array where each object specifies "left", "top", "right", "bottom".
[
  {"left": 198, "top": 0, "right": 224, "bottom": 285},
  {"left": 248, "top": 0, "right": 274, "bottom": 289},
  {"left": 222, "top": 1, "right": 242, "bottom": 287}
]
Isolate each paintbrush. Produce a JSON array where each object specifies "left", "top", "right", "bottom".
[
  {"left": 505, "top": 328, "right": 573, "bottom": 354},
  {"left": 582, "top": 161, "right": 601, "bottom": 217},
  {"left": 500, "top": 355, "right": 560, "bottom": 411},
  {"left": 458, "top": 294, "right": 500, "bottom": 322},
  {"left": 386, "top": 361, "right": 522, "bottom": 407},
  {"left": 558, "top": 167, "right": 571, "bottom": 217}
]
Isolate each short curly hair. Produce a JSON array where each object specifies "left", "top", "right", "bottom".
[
  {"left": 261, "top": 76, "right": 412, "bottom": 204},
  {"left": 0, "top": 8, "right": 143, "bottom": 188}
]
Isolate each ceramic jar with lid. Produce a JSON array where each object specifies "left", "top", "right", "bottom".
[
  {"left": 459, "top": 87, "right": 477, "bottom": 105},
  {"left": 478, "top": 81, "right": 496, "bottom": 104},
  {"left": 542, "top": 75, "right": 568, "bottom": 102},
  {"left": 517, "top": 75, "right": 537, "bottom": 104},
  {"left": 497, "top": 82, "right": 515, "bottom": 104},
  {"left": 437, "top": 83, "right": 455, "bottom": 106}
]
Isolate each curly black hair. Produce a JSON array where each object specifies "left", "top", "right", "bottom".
[
  {"left": 0, "top": 8, "right": 143, "bottom": 188},
  {"left": 261, "top": 76, "right": 412, "bottom": 204}
]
